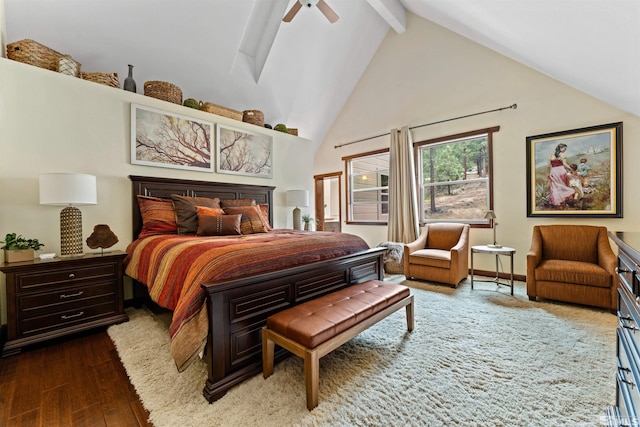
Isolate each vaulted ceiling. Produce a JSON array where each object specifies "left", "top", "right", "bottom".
[{"left": 3, "top": 0, "right": 638, "bottom": 148}]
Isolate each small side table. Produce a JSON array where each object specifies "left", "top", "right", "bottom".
[{"left": 470, "top": 245, "right": 516, "bottom": 295}]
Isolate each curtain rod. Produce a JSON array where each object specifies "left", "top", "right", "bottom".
[{"left": 334, "top": 103, "right": 517, "bottom": 149}]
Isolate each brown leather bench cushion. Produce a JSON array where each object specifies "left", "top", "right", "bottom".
[{"left": 266, "top": 280, "right": 410, "bottom": 349}]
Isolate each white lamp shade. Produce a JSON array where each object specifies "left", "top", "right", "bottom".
[
  {"left": 39, "top": 173, "right": 97, "bottom": 206},
  {"left": 286, "top": 190, "right": 309, "bottom": 207}
]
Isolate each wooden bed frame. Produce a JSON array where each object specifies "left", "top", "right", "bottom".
[{"left": 128, "top": 175, "right": 385, "bottom": 402}]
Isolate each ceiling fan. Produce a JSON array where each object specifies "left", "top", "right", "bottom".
[{"left": 283, "top": 0, "right": 339, "bottom": 24}]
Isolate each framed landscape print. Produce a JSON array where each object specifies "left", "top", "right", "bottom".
[
  {"left": 216, "top": 124, "right": 273, "bottom": 178},
  {"left": 525, "top": 122, "right": 622, "bottom": 217},
  {"left": 131, "top": 104, "right": 214, "bottom": 172}
]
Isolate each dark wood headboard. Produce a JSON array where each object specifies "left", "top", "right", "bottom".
[{"left": 129, "top": 175, "right": 275, "bottom": 240}]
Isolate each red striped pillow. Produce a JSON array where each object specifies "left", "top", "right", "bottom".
[{"left": 137, "top": 195, "right": 178, "bottom": 238}]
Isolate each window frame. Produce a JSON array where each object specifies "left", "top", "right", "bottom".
[
  {"left": 343, "top": 148, "right": 390, "bottom": 225},
  {"left": 413, "top": 126, "right": 499, "bottom": 228}
]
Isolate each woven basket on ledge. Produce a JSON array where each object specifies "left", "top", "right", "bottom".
[
  {"left": 144, "top": 81, "right": 183, "bottom": 105},
  {"left": 6, "top": 39, "right": 64, "bottom": 71},
  {"left": 242, "top": 110, "right": 265, "bottom": 127},
  {"left": 200, "top": 102, "right": 243, "bottom": 120},
  {"left": 82, "top": 72, "right": 120, "bottom": 88}
]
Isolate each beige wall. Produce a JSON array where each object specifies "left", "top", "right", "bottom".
[
  {"left": 0, "top": 58, "right": 314, "bottom": 323},
  {"left": 315, "top": 13, "right": 640, "bottom": 275}
]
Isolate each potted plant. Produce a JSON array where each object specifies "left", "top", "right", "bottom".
[
  {"left": 302, "top": 215, "right": 314, "bottom": 231},
  {"left": 1, "top": 233, "right": 44, "bottom": 263}
]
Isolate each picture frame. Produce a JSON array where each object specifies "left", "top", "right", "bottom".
[
  {"left": 526, "top": 122, "right": 622, "bottom": 218},
  {"left": 131, "top": 104, "right": 214, "bottom": 172},
  {"left": 216, "top": 124, "right": 273, "bottom": 179}
]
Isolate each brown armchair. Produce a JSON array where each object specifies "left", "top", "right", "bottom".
[
  {"left": 526, "top": 225, "right": 617, "bottom": 311},
  {"left": 404, "top": 223, "right": 470, "bottom": 287}
]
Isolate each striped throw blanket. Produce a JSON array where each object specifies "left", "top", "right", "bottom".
[{"left": 124, "top": 230, "right": 369, "bottom": 371}]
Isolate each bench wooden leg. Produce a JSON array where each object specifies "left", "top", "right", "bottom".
[
  {"left": 406, "top": 296, "right": 414, "bottom": 332},
  {"left": 262, "top": 327, "right": 274, "bottom": 379},
  {"left": 304, "top": 349, "right": 320, "bottom": 410}
]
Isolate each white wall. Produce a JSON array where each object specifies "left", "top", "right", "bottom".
[
  {"left": 0, "top": 58, "right": 314, "bottom": 323},
  {"left": 315, "top": 13, "right": 640, "bottom": 275}
]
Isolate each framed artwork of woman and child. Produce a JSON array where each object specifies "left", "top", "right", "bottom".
[{"left": 526, "top": 122, "right": 622, "bottom": 218}]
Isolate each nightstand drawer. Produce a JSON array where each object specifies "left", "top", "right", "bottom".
[
  {"left": 16, "top": 263, "right": 118, "bottom": 292},
  {"left": 18, "top": 281, "right": 116, "bottom": 314},
  {"left": 19, "top": 300, "right": 117, "bottom": 337}
]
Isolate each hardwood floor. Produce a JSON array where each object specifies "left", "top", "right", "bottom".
[{"left": 0, "top": 329, "right": 152, "bottom": 427}]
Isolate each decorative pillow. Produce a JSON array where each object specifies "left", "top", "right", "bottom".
[
  {"left": 171, "top": 194, "right": 221, "bottom": 234},
  {"left": 223, "top": 205, "right": 268, "bottom": 234},
  {"left": 197, "top": 213, "right": 242, "bottom": 236},
  {"left": 257, "top": 203, "right": 272, "bottom": 231},
  {"left": 219, "top": 198, "right": 256, "bottom": 208},
  {"left": 137, "top": 195, "right": 178, "bottom": 238},
  {"left": 195, "top": 205, "right": 226, "bottom": 217}
]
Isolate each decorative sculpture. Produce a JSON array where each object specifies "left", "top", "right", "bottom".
[{"left": 86, "top": 224, "right": 118, "bottom": 254}]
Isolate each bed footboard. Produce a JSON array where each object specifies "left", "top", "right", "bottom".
[{"left": 201, "top": 247, "right": 385, "bottom": 403}]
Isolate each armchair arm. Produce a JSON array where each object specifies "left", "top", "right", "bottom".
[
  {"left": 597, "top": 230, "right": 617, "bottom": 277},
  {"left": 404, "top": 226, "right": 428, "bottom": 255},
  {"left": 526, "top": 227, "right": 543, "bottom": 295}
]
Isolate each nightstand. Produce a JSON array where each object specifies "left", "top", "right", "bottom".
[{"left": 0, "top": 251, "right": 128, "bottom": 357}]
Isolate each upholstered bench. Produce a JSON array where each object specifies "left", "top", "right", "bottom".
[{"left": 262, "top": 279, "right": 414, "bottom": 410}]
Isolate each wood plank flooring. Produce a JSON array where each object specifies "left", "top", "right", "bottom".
[{"left": 0, "top": 330, "right": 152, "bottom": 427}]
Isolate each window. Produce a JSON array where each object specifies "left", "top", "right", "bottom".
[
  {"left": 415, "top": 127, "right": 499, "bottom": 224},
  {"left": 343, "top": 149, "right": 389, "bottom": 223}
]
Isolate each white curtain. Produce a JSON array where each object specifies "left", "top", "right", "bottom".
[{"left": 387, "top": 126, "right": 419, "bottom": 243}]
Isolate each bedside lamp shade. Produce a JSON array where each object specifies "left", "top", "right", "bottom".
[
  {"left": 286, "top": 190, "right": 309, "bottom": 231},
  {"left": 40, "top": 173, "right": 97, "bottom": 256}
]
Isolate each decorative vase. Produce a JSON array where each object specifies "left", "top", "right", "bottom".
[
  {"left": 304, "top": 222, "right": 310, "bottom": 231},
  {"left": 124, "top": 64, "right": 137, "bottom": 93}
]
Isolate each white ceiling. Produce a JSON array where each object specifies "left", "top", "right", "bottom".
[{"left": 3, "top": 0, "right": 639, "bottom": 148}]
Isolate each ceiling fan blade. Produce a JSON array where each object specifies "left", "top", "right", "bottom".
[
  {"left": 283, "top": 1, "right": 303, "bottom": 22},
  {"left": 317, "top": 0, "right": 339, "bottom": 23}
]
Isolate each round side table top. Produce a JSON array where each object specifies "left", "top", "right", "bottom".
[{"left": 471, "top": 245, "right": 516, "bottom": 254}]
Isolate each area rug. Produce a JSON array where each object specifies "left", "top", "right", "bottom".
[{"left": 107, "top": 278, "right": 617, "bottom": 427}]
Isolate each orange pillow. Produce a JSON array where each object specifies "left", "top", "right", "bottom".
[
  {"left": 195, "top": 206, "right": 225, "bottom": 217},
  {"left": 257, "top": 204, "right": 272, "bottom": 231},
  {"left": 223, "top": 205, "right": 268, "bottom": 234},
  {"left": 137, "top": 195, "right": 178, "bottom": 238}
]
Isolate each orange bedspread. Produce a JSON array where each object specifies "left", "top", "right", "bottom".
[{"left": 124, "top": 230, "right": 369, "bottom": 371}]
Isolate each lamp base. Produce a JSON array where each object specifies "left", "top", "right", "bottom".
[
  {"left": 60, "top": 206, "right": 83, "bottom": 256},
  {"left": 293, "top": 207, "right": 302, "bottom": 230},
  {"left": 486, "top": 244, "right": 503, "bottom": 248}
]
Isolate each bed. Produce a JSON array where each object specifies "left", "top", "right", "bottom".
[{"left": 126, "top": 175, "right": 385, "bottom": 402}]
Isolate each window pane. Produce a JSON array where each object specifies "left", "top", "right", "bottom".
[
  {"left": 418, "top": 134, "right": 492, "bottom": 223},
  {"left": 346, "top": 151, "right": 390, "bottom": 222}
]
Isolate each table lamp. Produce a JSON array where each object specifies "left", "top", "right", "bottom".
[
  {"left": 286, "top": 190, "right": 309, "bottom": 230},
  {"left": 39, "top": 173, "right": 97, "bottom": 256},
  {"left": 484, "top": 210, "right": 501, "bottom": 248}
]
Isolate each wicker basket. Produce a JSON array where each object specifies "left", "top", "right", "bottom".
[
  {"left": 287, "top": 128, "right": 299, "bottom": 136},
  {"left": 242, "top": 110, "right": 264, "bottom": 127},
  {"left": 144, "top": 81, "right": 183, "bottom": 105},
  {"left": 57, "top": 55, "right": 81, "bottom": 77},
  {"left": 82, "top": 72, "right": 120, "bottom": 88},
  {"left": 6, "top": 39, "right": 64, "bottom": 71},
  {"left": 199, "top": 101, "right": 243, "bottom": 120}
]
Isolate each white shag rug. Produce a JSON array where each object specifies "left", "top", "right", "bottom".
[{"left": 108, "top": 277, "right": 617, "bottom": 427}]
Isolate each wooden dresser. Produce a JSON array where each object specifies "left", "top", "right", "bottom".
[
  {"left": 0, "top": 251, "right": 128, "bottom": 357},
  {"left": 607, "top": 232, "right": 640, "bottom": 426}
]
